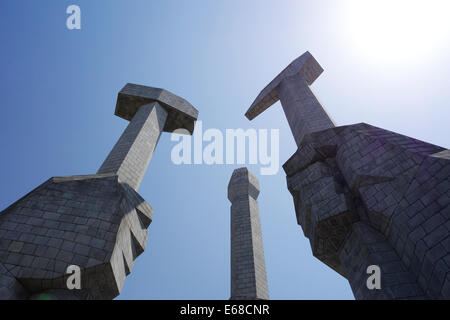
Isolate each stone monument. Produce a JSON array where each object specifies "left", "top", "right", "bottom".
[
  {"left": 0, "top": 83, "right": 198, "bottom": 300},
  {"left": 246, "top": 52, "right": 450, "bottom": 299}
]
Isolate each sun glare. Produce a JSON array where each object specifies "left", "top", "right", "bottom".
[{"left": 342, "top": 0, "right": 450, "bottom": 66}]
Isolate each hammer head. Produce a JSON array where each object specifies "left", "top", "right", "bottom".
[
  {"left": 245, "top": 51, "right": 323, "bottom": 120},
  {"left": 115, "top": 83, "right": 199, "bottom": 134}
]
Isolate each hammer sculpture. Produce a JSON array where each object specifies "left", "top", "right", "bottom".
[
  {"left": 246, "top": 51, "right": 335, "bottom": 146},
  {"left": 246, "top": 52, "right": 450, "bottom": 299},
  {"left": 0, "top": 84, "right": 198, "bottom": 299}
]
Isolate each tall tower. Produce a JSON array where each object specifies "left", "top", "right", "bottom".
[
  {"left": 246, "top": 51, "right": 450, "bottom": 299},
  {"left": 228, "top": 167, "right": 269, "bottom": 300}
]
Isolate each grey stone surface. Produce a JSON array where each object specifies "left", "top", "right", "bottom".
[
  {"left": 0, "top": 173, "right": 152, "bottom": 299},
  {"left": 247, "top": 52, "right": 450, "bottom": 300},
  {"left": 0, "top": 262, "right": 28, "bottom": 300},
  {"left": 0, "top": 84, "right": 198, "bottom": 299},
  {"left": 98, "top": 102, "right": 168, "bottom": 191},
  {"left": 116, "top": 83, "right": 198, "bottom": 134},
  {"left": 245, "top": 51, "right": 335, "bottom": 146},
  {"left": 228, "top": 168, "right": 269, "bottom": 300}
]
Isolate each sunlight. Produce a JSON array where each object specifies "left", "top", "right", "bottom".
[{"left": 341, "top": 0, "right": 450, "bottom": 66}]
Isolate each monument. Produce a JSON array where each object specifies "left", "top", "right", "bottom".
[
  {"left": 228, "top": 167, "right": 269, "bottom": 300},
  {"left": 246, "top": 51, "right": 450, "bottom": 299},
  {"left": 0, "top": 84, "right": 198, "bottom": 300}
]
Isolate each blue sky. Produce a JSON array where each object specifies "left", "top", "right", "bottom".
[{"left": 0, "top": 0, "right": 449, "bottom": 299}]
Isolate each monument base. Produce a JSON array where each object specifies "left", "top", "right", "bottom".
[
  {"left": 0, "top": 173, "right": 153, "bottom": 300},
  {"left": 284, "top": 123, "right": 450, "bottom": 299}
]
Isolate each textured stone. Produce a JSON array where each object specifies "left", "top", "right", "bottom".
[
  {"left": 0, "top": 84, "right": 198, "bottom": 300},
  {"left": 228, "top": 168, "right": 269, "bottom": 300},
  {"left": 246, "top": 51, "right": 335, "bottom": 146},
  {"left": 0, "top": 174, "right": 151, "bottom": 299},
  {"left": 247, "top": 52, "right": 450, "bottom": 300},
  {"left": 98, "top": 103, "right": 168, "bottom": 191},
  {"left": 283, "top": 123, "right": 450, "bottom": 300},
  {"left": 115, "top": 83, "right": 198, "bottom": 134},
  {"left": 245, "top": 51, "right": 323, "bottom": 121}
]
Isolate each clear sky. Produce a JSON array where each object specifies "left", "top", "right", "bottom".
[{"left": 0, "top": 0, "right": 449, "bottom": 299}]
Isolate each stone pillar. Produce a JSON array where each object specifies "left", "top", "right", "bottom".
[
  {"left": 279, "top": 73, "right": 335, "bottom": 147},
  {"left": 245, "top": 51, "right": 334, "bottom": 147},
  {"left": 228, "top": 167, "right": 269, "bottom": 300},
  {"left": 98, "top": 102, "right": 168, "bottom": 191}
]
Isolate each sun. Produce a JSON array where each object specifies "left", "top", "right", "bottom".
[{"left": 341, "top": 0, "right": 450, "bottom": 66}]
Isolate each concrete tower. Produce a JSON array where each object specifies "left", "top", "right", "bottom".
[
  {"left": 0, "top": 83, "right": 198, "bottom": 300},
  {"left": 246, "top": 52, "right": 450, "bottom": 299},
  {"left": 228, "top": 167, "right": 269, "bottom": 300}
]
